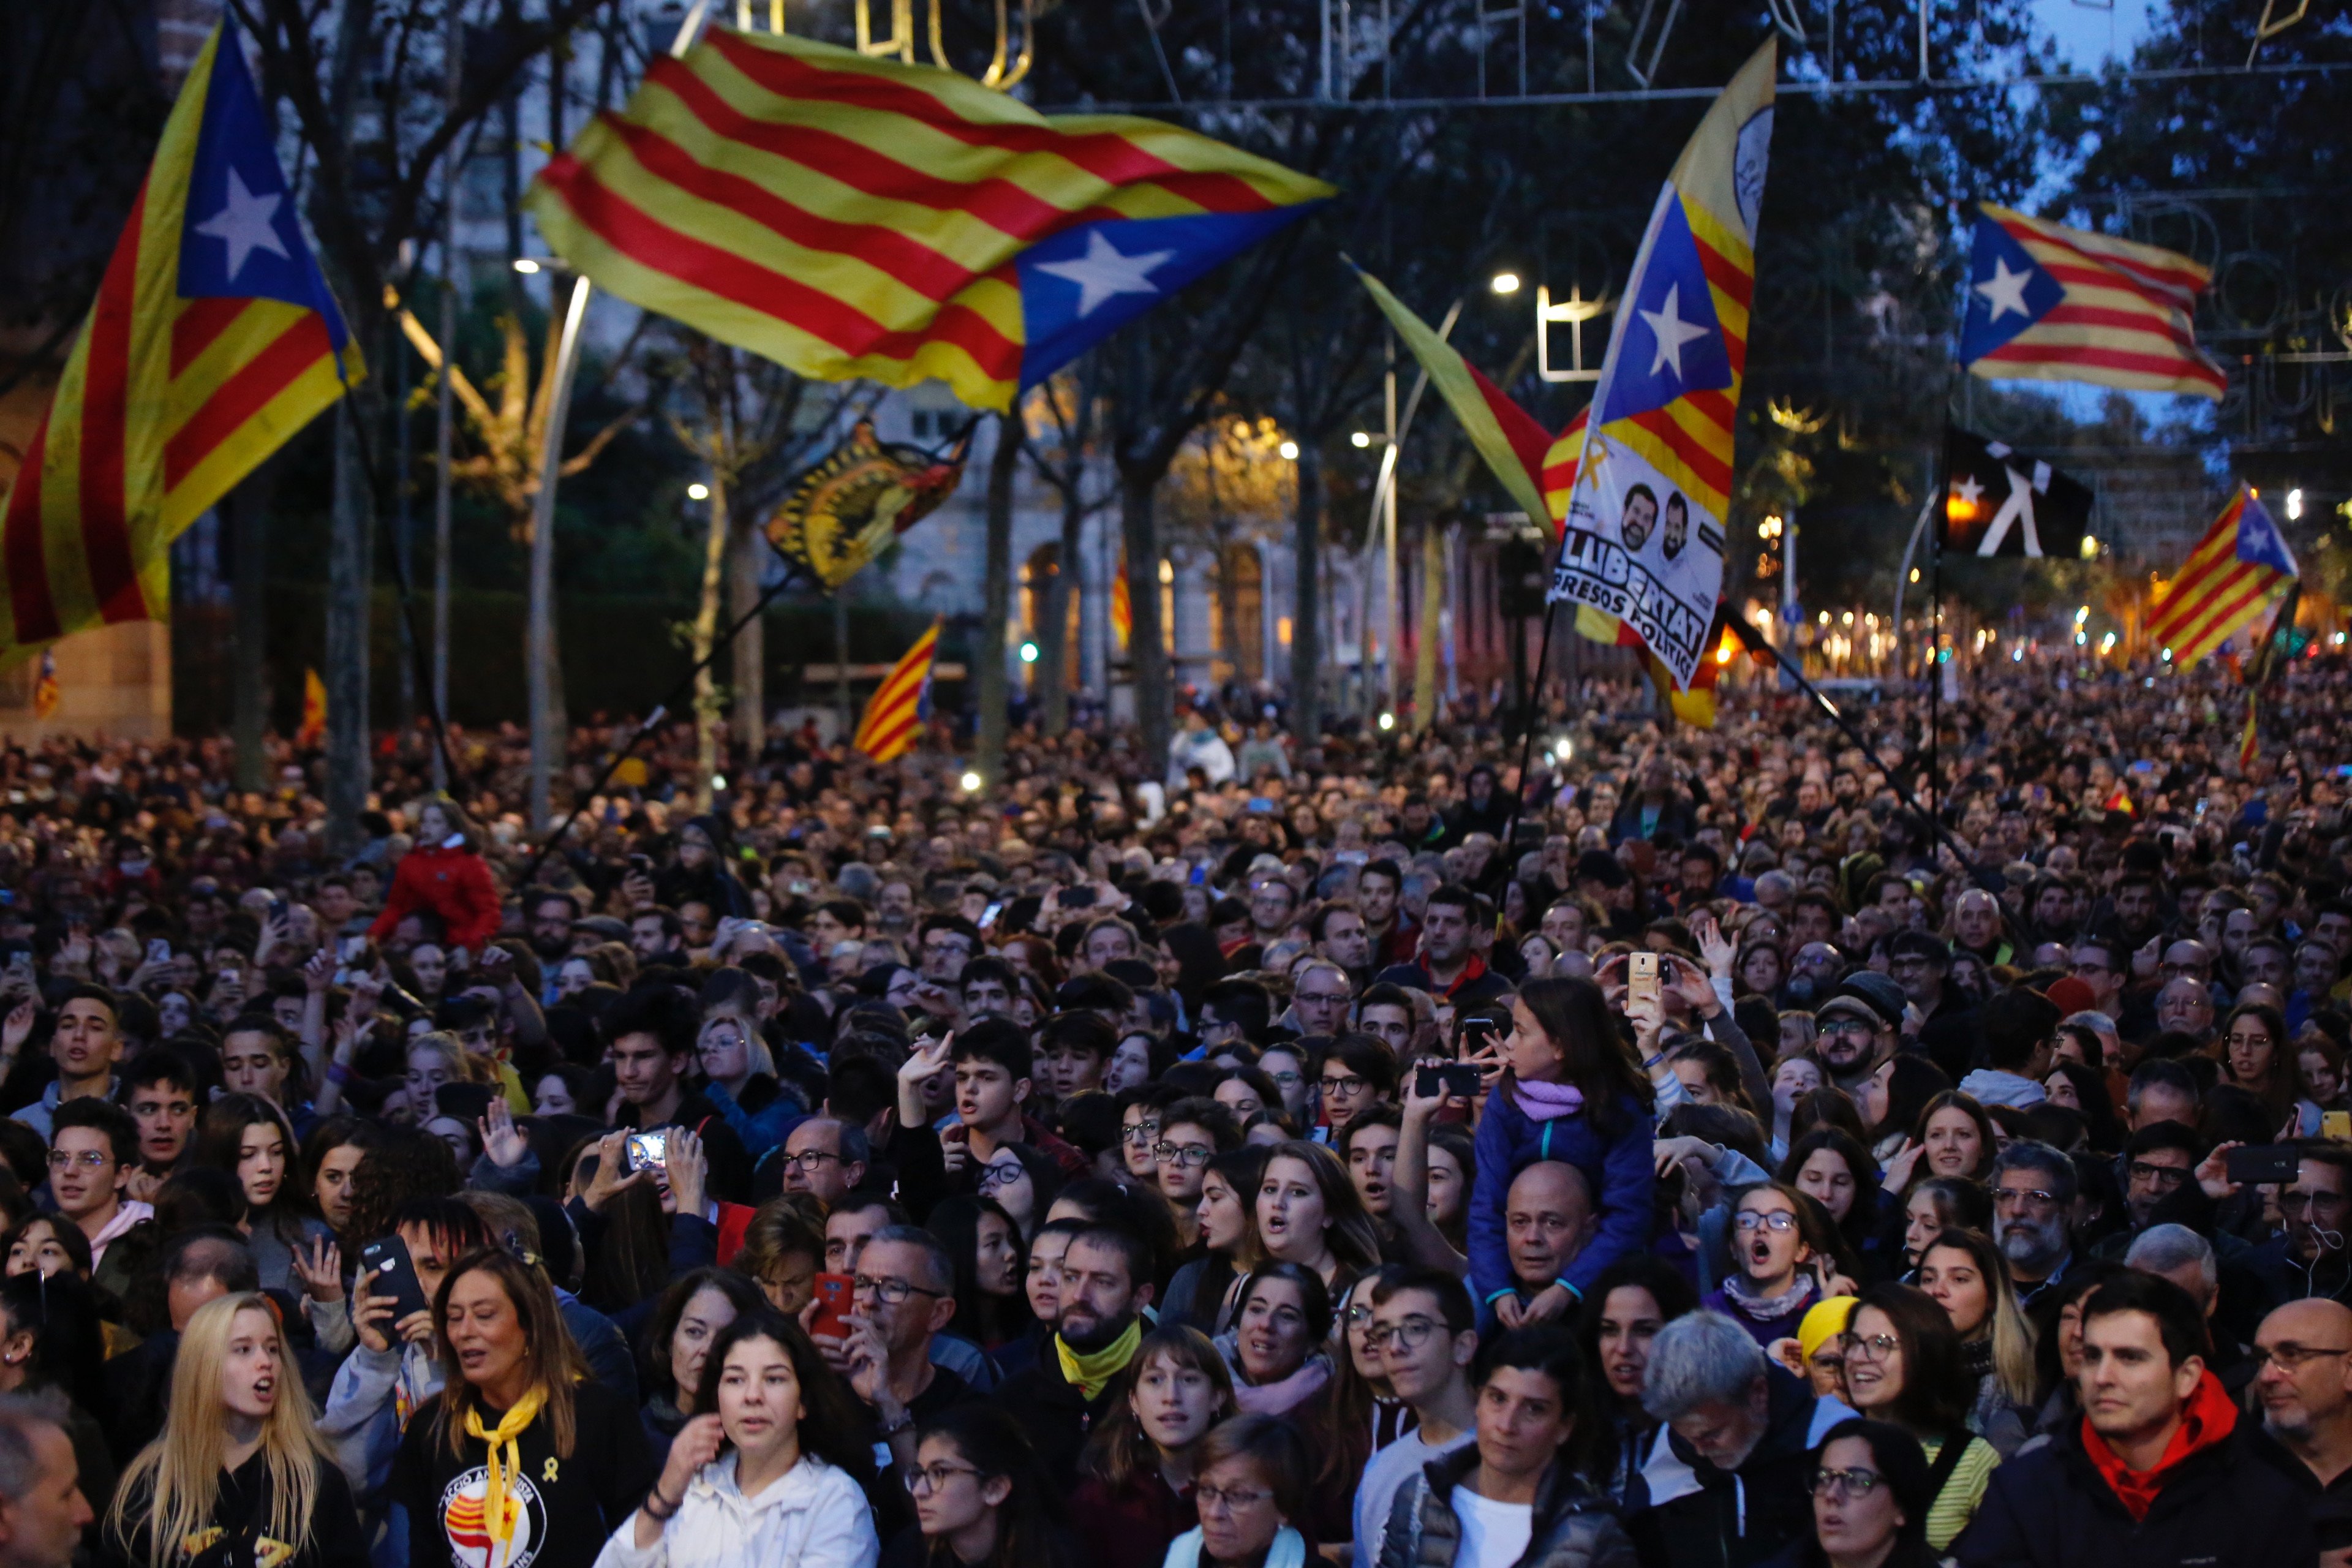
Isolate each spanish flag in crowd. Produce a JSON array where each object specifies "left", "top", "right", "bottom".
[
  {"left": 2147, "top": 486, "right": 2298, "bottom": 670},
  {"left": 29, "top": 652, "right": 59, "bottom": 720},
  {"left": 0, "top": 19, "right": 357, "bottom": 668},
  {"left": 526, "top": 27, "right": 1329, "bottom": 411},
  {"left": 853, "top": 620, "right": 940, "bottom": 763},
  {"left": 296, "top": 668, "right": 327, "bottom": 748}
]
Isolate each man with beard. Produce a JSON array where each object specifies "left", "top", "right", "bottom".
[
  {"left": 2024, "top": 873, "right": 2082, "bottom": 950},
  {"left": 994, "top": 1225, "right": 1154, "bottom": 1487},
  {"left": 1991, "top": 1140, "right": 2078, "bottom": 1306},
  {"left": 1811, "top": 976, "right": 1904, "bottom": 1096},
  {"left": 2098, "top": 868, "right": 2168, "bottom": 963},
  {"left": 2248, "top": 1146, "right": 2352, "bottom": 1309},
  {"left": 523, "top": 888, "right": 579, "bottom": 969}
]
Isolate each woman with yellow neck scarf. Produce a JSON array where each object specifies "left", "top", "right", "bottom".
[{"left": 391, "top": 1249, "right": 657, "bottom": 1568}]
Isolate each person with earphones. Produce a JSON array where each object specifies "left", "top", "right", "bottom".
[{"left": 2245, "top": 1145, "right": 2352, "bottom": 1309}]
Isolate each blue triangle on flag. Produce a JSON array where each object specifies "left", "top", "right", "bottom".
[
  {"left": 2235, "top": 495, "right": 2297, "bottom": 576},
  {"left": 178, "top": 17, "right": 350, "bottom": 356},
  {"left": 1594, "top": 195, "right": 1733, "bottom": 428},
  {"left": 1958, "top": 212, "right": 2064, "bottom": 364}
]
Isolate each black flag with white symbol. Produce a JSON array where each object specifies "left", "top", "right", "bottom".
[{"left": 1939, "top": 424, "right": 2094, "bottom": 559}]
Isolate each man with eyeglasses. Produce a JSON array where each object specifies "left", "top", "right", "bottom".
[
  {"left": 2069, "top": 937, "right": 2130, "bottom": 1020},
  {"left": 1990, "top": 1142, "right": 2078, "bottom": 1306},
  {"left": 2247, "top": 1298, "right": 2352, "bottom": 1556},
  {"left": 2250, "top": 1145, "right": 2352, "bottom": 1308},
  {"left": 47, "top": 1098, "right": 148, "bottom": 1300},
  {"left": 1350, "top": 1267, "right": 1480, "bottom": 1568},
  {"left": 1311, "top": 1035, "right": 1398, "bottom": 1142},
  {"left": 2155, "top": 976, "right": 2217, "bottom": 1047},
  {"left": 1287, "top": 960, "right": 1354, "bottom": 1039},
  {"left": 1950, "top": 1271, "right": 2315, "bottom": 1567},
  {"left": 2098, "top": 1122, "right": 2205, "bottom": 1247},
  {"left": 914, "top": 914, "right": 982, "bottom": 986},
  {"left": 830, "top": 1225, "right": 973, "bottom": 1479},
  {"left": 774, "top": 1116, "right": 869, "bottom": 1205},
  {"left": 1811, "top": 985, "right": 1898, "bottom": 1098}
]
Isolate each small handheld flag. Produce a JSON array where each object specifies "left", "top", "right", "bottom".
[
  {"left": 2146, "top": 486, "right": 2297, "bottom": 669},
  {"left": 0, "top": 19, "right": 358, "bottom": 668},
  {"left": 1551, "top": 42, "right": 1776, "bottom": 690},
  {"left": 1939, "top": 426, "right": 2094, "bottom": 559},
  {"left": 1959, "top": 204, "right": 2225, "bottom": 400},
  {"left": 297, "top": 668, "right": 327, "bottom": 748},
  {"left": 527, "top": 28, "right": 1331, "bottom": 412},
  {"left": 853, "top": 620, "right": 941, "bottom": 763},
  {"left": 30, "top": 653, "right": 59, "bottom": 721}
]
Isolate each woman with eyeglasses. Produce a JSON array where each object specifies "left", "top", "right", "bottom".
[
  {"left": 1216, "top": 1265, "right": 1332, "bottom": 1422},
  {"left": 1833, "top": 1284, "right": 2000, "bottom": 1549},
  {"left": 1070, "top": 1326, "right": 1237, "bottom": 1568},
  {"left": 1160, "top": 1413, "right": 1311, "bottom": 1568},
  {"left": 1913, "top": 1231, "right": 2037, "bottom": 1457},
  {"left": 1784, "top": 1417, "right": 1937, "bottom": 1568},
  {"left": 593, "top": 1311, "right": 880, "bottom": 1568},
  {"left": 1704, "top": 1182, "right": 1856, "bottom": 1349},
  {"left": 637, "top": 1268, "right": 769, "bottom": 1461},
  {"left": 2220, "top": 1002, "right": 2321, "bottom": 1137},
  {"left": 1161, "top": 1148, "right": 1271, "bottom": 1336},
  {"left": 695, "top": 1011, "right": 801, "bottom": 1161},
  {"left": 975, "top": 1143, "right": 1062, "bottom": 1245},
  {"left": 885, "top": 1403, "right": 1071, "bottom": 1568}
]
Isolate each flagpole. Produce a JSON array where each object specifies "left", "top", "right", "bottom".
[{"left": 518, "top": 550, "right": 812, "bottom": 888}]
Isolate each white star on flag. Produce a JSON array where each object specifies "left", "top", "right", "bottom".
[
  {"left": 1950, "top": 475, "right": 1984, "bottom": 508},
  {"left": 1973, "top": 256, "right": 2035, "bottom": 322},
  {"left": 194, "top": 167, "right": 290, "bottom": 281},
  {"left": 1639, "top": 284, "right": 1711, "bottom": 380},
  {"left": 1034, "top": 230, "right": 1177, "bottom": 317}
]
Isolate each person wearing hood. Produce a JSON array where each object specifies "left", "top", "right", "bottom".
[
  {"left": 368, "top": 794, "right": 501, "bottom": 956},
  {"left": 1625, "top": 1310, "right": 1856, "bottom": 1566},
  {"left": 1439, "top": 766, "right": 1516, "bottom": 850},
  {"left": 656, "top": 816, "right": 756, "bottom": 921},
  {"left": 1947, "top": 1272, "right": 2315, "bottom": 1567}
]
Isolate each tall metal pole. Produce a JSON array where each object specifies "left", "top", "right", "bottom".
[
  {"left": 432, "top": 12, "right": 459, "bottom": 789},
  {"left": 527, "top": 274, "right": 591, "bottom": 831},
  {"left": 1381, "top": 333, "right": 1400, "bottom": 718}
]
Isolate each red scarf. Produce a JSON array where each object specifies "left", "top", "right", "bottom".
[{"left": 2079, "top": 1369, "right": 2236, "bottom": 1521}]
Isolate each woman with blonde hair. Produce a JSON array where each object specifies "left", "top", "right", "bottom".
[
  {"left": 391, "top": 1248, "right": 657, "bottom": 1568},
  {"left": 1914, "top": 1229, "right": 2037, "bottom": 1457},
  {"left": 102, "top": 1292, "right": 364, "bottom": 1568}
]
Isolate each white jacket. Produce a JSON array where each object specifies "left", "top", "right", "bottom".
[{"left": 592, "top": 1452, "right": 878, "bottom": 1568}]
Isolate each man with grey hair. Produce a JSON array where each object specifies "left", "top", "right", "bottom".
[
  {"left": 837, "top": 1223, "right": 972, "bottom": 1480},
  {"left": 1992, "top": 1140, "right": 2078, "bottom": 1306},
  {"left": 1628, "top": 1310, "right": 1855, "bottom": 1566},
  {"left": 2128, "top": 1224, "right": 2261, "bottom": 1392},
  {"left": 0, "top": 1390, "right": 89, "bottom": 1568}
]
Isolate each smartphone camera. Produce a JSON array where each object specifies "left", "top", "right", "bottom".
[{"left": 625, "top": 1131, "right": 668, "bottom": 1173}]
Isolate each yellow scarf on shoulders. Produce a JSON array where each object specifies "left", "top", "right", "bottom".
[
  {"left": 1055, "top": 1316, "right": 1142, "bottom": 1400},
  {"left": 463, "top": 1384, "right": 547, "bottom": 1551}
]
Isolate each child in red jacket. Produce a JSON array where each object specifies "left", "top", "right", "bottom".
[{"left": 368, "top": 795, "right": 501, "bottom": 954}]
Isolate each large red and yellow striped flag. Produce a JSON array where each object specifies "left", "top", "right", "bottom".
[
  {"left": 2147, "top": 486, "right": 2298, "bottom": 669},
  {"left": 853, "top": 620, "right": 941, "bottom": 763},
  {"left": 527, "top": 28, "right": 1329, "bottom": 413},
  {"left": 0, "top": 20, "right": 356, "bottom": 668},
  {"left": 1551, "top": 42, "right": 1774, "bottom": 692}
]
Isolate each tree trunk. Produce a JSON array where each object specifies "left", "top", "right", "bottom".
[
  {"left": 729, "top": 502, "right": 765, "bottom": 760},
  {"left": 1121, "top": 469, "right": 1169, "bottom": 775},
  {"left": 229, "top": 466, "right": 276, "bottom": 791},
  {"left": 1037, "top": 478, "right": 1081, "bottom": 735},
  {"left": 975, "top": 411, "right": 1022, "bottom": 785},
  {"left": 324, "top": 402, "right": 375, "bottom": 854},
  {"left": 692, "top": 469, "right": 729, "bottom": 810},
  {"left": 1414, "top": 519, "right": 1445, "bottom": 730},
  {"left": 1290, "top": 437, "right": 1322, "bottom": 747}
]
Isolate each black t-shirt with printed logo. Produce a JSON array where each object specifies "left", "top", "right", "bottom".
[{"left": 390, "top": 1381, "right": 655, "bottom": 1568}]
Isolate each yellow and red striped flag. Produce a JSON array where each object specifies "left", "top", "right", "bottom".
[
  {"left": 296, "top": 668, "right": 326, "bottom": 748},
  {"left": 1960, "top": 204, "right": 2226, "bottom": 399},
  {"left": 526, "top": 28, "right": 1330, "bottom": 413},
  {"left": 0, "top": 19, "right": 356, "bottom": 668},
  {"left": 1553, "top": 42, "right": 1776, "bottom": 691},
  {"left": 853, "top": 620, "right": 940, "bottom": 763},
  {"left": 2147, "top": 486, "right": 2298, "bottom": 669},
  {"left": 29, "top": 652, "right": 59, "bottom": 720},
  {"left": 1110, "top": 555, "right": 1133, "bottom": 650}
]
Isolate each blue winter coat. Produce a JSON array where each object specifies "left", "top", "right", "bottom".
[{"left": 1468, "top": 1082, "right": 1656, "bottom": 1306}]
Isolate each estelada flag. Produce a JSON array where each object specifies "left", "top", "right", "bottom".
[
  {"left": 853, "top": 620, "right": 940, "bottom": 763},
  {"left": 296, "top": 668, "right": 326, "bottom": 748},
  {"left": 1939, "top": 425, "right": 2094, "bottom": 559},
  {"left": 1110, "top": 555, "right": 1133, "bottom": 650},
  {"left": 2147, "top": 486, "right": 2297, "bottom": 669},
  {"left": 1959, "top": 203, "right": 2226, "bottom": 399},
  {"left": 0, "top": 18, "right": 357, "bottom": 668},
  {"left": 29, "top": 652, "right": 59, "bottom": 721},
  {"left": 527, "top": 28, "right": 1330, "bottom": 412}
]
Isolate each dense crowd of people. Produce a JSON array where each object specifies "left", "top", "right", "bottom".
[{"left": 0, "top": 650, "right": 2345, "bottom": 1568}]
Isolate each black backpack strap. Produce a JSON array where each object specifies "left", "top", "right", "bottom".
[{"left": 1924, "top": 1431, "right": 1973, "bottom": 1500}]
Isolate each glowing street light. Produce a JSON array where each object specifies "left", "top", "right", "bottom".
[
  {"left": 1018, "top": 641, "right": 1039, "bottom": 663},
  {"left": 2289, "top": 488, "right": 2306, "bottom": 521},
  {"left": 687, "top": 482, "right": 710, "bottom": 500},
  {"left": 1378, "top": 712, "right": 1396, "bottom": 731},
  {"left": 960, "top": 771, "right": 982, "bottom": 792},
  {"left": 1491, "top": 272, "right": 1521, "bottom": 295},
  {"left": 512, "top": 258, "right": 541, "bottom": 274},
  {"left": 1351, "top": 432, "right": 1371, "bottom": 448},
  {"left": 1278, "top": 440, "right": 1300, "bottom": 461}
]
